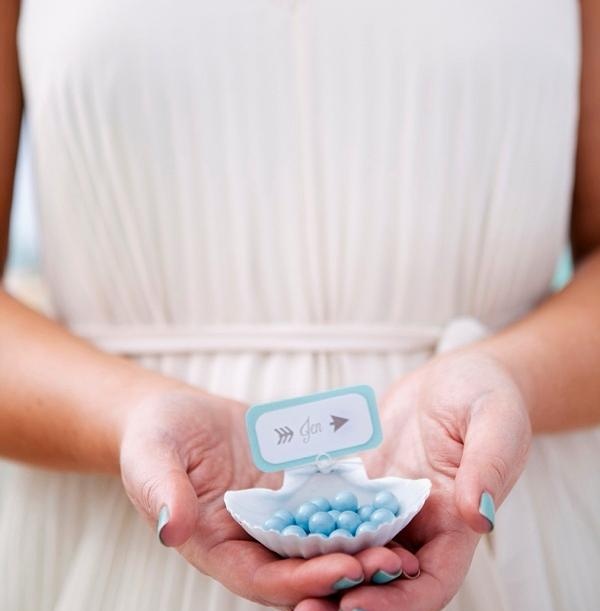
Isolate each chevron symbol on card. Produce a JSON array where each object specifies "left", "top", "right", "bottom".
[{"left": 274, "top": 426, "right": 294, "bottom": 445}]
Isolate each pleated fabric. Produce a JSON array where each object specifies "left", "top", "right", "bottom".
[{"left": 2, "top": 0, "right": 598, "bottom": 609}]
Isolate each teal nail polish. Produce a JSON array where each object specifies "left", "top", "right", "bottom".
[
  {"left": 333, "top": 576, "right": 364, "bottom": 591},
  {"left": 371, "top": 569, "right": 402, "bottom": 584},
  {"left": 479, "top": 491, "right": 495, "bottom": 531},
  {"left": 156, "top": 505, "right": 170, "bottom": 545}
]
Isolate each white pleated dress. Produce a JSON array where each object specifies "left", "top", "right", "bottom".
[{"left": 2, "top": 1, "right": 599, "bottom": 610}]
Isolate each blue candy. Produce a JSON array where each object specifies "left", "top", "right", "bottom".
[
  {"left": 336, "top": 510, "right": 361, "bottom": 535},
  {"left": 273, "top": 509, "right": 295, "bottom": 528},
  {"left": 263, "top": 517, "right": 287, "bottom": 532},
  {"left": 373, "top": 491, "right": 400, "bottom": 515},
  {"left": 329, "top": 528, "right": 353, "bottom": 538},
  {"left": 308, "top": 511, "right": 336, "bottom": 536},
  {"left": 282, "top": 525, "right": 308, "bottom": 537},
  {"left": 358, "top": 505, "right": 375, "bottom": 521},
  {"left": 355, "top": 521, "right": 378, "bottom": 535},
  {"left": 294, "top": 502, "right": 320, "bottom": 530},
  {"left": 370, "top": 508, "right": 395, "bottom": 525},
  {"left": 331, "top": 491, "right": 359, "bottom": 512},
  {"left": 310, "top": 497, "right": 332, "bottom": 512},
  {"left": 273, "top": 491, "right": 400, "bottom": 541}
]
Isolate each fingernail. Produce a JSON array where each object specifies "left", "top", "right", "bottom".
[
  {"left": 403, "top": 568, "right": 421, "bottom": 580},
  {"left": 332, "top": 576, "right": 364, "bottom": 591},
  {"left": 479, "top": 491, "right": 495, "bottom": 531},
  {"left": 156, "top": 504, "right": 170, "bottom": 545},
  {"left": 371, "top": 569, "right": 402, "bottom": 584}
]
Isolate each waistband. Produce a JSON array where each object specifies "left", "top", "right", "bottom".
[{"left": 70, "top": 323, "right": 446, "bottom": 355}]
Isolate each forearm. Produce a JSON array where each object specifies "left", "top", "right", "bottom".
[
  {"left": 480, "top": 248, "right": 600, "bottom": 432},
  {"left": 0, "top": 289, "right": 185, "bottom": 472}
]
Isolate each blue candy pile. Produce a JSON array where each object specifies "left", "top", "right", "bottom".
[{"left": 262, "top": 490, "right": 401, "bottom": 538}]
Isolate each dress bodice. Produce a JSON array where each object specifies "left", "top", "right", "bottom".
[{"left": 18, "top": 0, "right": 579, "bottom": 331}]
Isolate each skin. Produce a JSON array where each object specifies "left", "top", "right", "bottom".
[{"left": 1, "top": 1, "right": 599, "bottom": 611}]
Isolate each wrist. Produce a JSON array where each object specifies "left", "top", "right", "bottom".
[
  {"left": 105, "top": 366, "right": 193, "bottom": 473},
  {"left": 474, "top": 332, "right": 541, "bottom": 428}
]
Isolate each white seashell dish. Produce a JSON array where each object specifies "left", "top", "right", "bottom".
[{"left": 224, "top": 457, "right": 431, "bottom": 558}]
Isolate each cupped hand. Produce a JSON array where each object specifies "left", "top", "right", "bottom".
[
  {"left": 119, "top": 384, "right": 419, "bottom": 609},
  {"left": 328, "top": 350, "right": 532, "bottom": 611}
]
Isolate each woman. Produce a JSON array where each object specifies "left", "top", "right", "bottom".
[{"left": 1, "top": 1, "right": 599, "bottom": 610}]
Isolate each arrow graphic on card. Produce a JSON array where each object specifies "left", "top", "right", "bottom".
[
  {"left": 330, "top": 415, "right": 349, "bottom": 432},
  {"left": 274, "top": 426, "right": 294, "bottom": 444}
]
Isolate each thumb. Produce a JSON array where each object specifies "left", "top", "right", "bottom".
[
  {"left": 121, "top": 440, "right": 199, "bottom": 547},
  {"left": 454, "top": 399, "right": 531, "bottom": 533}
]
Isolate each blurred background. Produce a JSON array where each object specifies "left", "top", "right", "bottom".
[
  {"left": 5, "top": 125, "right": 49, "bottom": 312},
  {"left": 6, "top": 124, "right": 574, "bottom": 309}
]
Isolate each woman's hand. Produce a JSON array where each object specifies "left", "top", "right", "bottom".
[
  {"left": 119, "top": 385, "right": 418, "bottom": 609},
  {"left": 330, "top": 350, "right": 532, "bottom": 611}
]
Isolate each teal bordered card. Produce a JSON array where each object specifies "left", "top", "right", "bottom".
[{"left": 246, "top": 384, "right": 382, "bottom": 473}]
